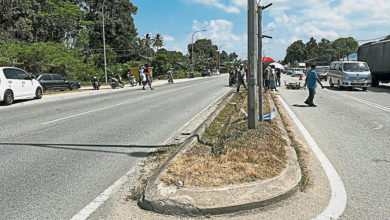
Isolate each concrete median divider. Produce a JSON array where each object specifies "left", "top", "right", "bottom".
[{"left": 138, "top": 91, "right": 301, "bottom": 216}]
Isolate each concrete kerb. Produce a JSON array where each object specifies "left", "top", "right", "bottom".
[{"left": 139, "top": 92, "right": 302, "bottom": 217}]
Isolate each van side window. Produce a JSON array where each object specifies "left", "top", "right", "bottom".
[
  {"left": 335, "top": 64, "right": 340, "bottom": 70},
  {"left": 3, "top": 69, "right": 18, "bottom": 79}
]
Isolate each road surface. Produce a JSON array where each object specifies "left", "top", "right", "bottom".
[
  {"left": 0, "top": 75, "right": 231, "bottom": 219},
  {"left": 279, "top": 74, "right": 390, "bottom": 219}
]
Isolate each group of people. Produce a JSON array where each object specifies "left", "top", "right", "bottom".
[
  {"left": 263, "top": 64, "right": 282, "bottom": 93},
  {"left": 137, "top": 64, "right": 154, "bottom": 90}
]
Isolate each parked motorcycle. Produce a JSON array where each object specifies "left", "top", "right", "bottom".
[
  {"left": 108, "top": 73, "right": 125, "bottom": 89},
  {"left": 127, "top": 72, "right": 137, "bottom": 87},
  {"left": 87, "top": 74, "right": 100, "bottom": 90}
]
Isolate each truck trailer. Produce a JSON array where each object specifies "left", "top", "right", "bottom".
[{"left": 358, "top": 39, "right": 390, "bottom": 86}]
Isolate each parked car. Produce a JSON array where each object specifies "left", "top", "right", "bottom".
[
  {"left": 329, "top": 61, "right": 371, "bottom": 91},
  {"left": 0, "top": 67, "right": 43, "bottom": 105},
  {"left": 37, "top": 74, "right": 81, "bottom": 92},
  {"left": 201, "top": 69, "right": 212, "bottom": 77},
  {"left": 315, "top": 66, "right": 329, "bottom": 81},
  {"left": 293, "top": 68, "right": 305, "bottom": 77}
]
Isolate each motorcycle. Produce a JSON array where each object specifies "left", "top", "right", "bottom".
[
  {"left": 127, "top": 72, "right": 137, "bottom": 87},
  {"left": 228, "top": 69, "right": 237, "bottom": 86},
  {"left": 87, "top": 74, "right": 100, "bottom": 90},
  {"left": 108, "top": 73, "right": 125, "bottom": 89}
]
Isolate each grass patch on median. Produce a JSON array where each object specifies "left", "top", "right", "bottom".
[{"left": 161, "top": 91, "right": 288, "bottom": 187}]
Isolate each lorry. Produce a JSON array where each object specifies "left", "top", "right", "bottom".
[{"left": 357, "top": 39, "right": 390, "bottom": 87}]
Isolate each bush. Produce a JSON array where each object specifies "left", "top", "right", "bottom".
[{"left": 0, "top": 41, "right": 96, "bottom": 81}]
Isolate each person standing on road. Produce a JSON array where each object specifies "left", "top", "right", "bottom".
[
  {"left": 142, "top": 64, "right": 154, "bottom": 90},
  {"left": 276, "top": 68, "right": 281, "bottom": 87},
  {"left": 269, "top": 65, "right": 277, "bottom": 92},
  {"left": 138, "top": 66, "right": 143, "bottom": 86},
  {"left": 236, "top": 64, "right": 247, "bottom": 93},
  {"left": 304, "top": 65, "right": 324, "bottom": 107},
  {"left": 264, "top": 64, "right": 271, "bottom": 93}
]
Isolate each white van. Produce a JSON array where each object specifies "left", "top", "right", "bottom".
[
  {"left": 0, "top": 67, "right": 43, "bottom": 105},
  {"left": 329, "top": 61, "right": 371, "bottom": 91}
]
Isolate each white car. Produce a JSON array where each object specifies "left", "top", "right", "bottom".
[{"left": 0, "top": 67, "right": 43, "bottom": 105}]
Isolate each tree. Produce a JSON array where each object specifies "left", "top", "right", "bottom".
[
  {"left": 317, "top": 38, "right": 333, "bottom": 62},
  {"left": 306, "top": 37, "right": 318, "bottom": 59},
  {"left": 284, "top": 40, "right": 308, "bottom": 64},
  {"left": 229, "top": 52, "right": 239, "bottom": 62},
  {"left": 153, "top": 34, "right": 164, "bottom": 51},
  {"left": 332, "top": 37, "right": 359, "bottom": 60},
  {"left": 151, "top": 54, "right": 171, "bottom": 77},
  {"left": 187, "top": 39, "right": 218, "bottom": 70}
]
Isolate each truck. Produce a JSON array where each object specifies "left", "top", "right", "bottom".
[{"left": 357, "top": 39, "right": 390, "bottom": 87}]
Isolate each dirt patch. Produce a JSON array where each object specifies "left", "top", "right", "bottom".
[
  {"left": 127, "top": 145, "right": 180, "bottom": 201},
  {"left": 161, "top": 91, "right": 288, "bottom": 188},
  {"left": 271, "top": 94, "right": 312, "bottom": 191}
]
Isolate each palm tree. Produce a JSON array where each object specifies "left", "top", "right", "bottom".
[
  {"left": 144, "top": 33, "right": 152, "bottom": 58},
  {"left": 153, "top": 34, "right": 164, "bottom": 51}
]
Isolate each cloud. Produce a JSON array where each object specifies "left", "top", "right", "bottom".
[
  {"left": 191, "top": 19, "right": 247, "bottom": 58},
  {"left": 164, "top": 35, "right": 175, "bottom": 41},
  {"left": 191, "top": 0, "right": 241, "bottom": 14},
  {"left": 261, "top": 0, "right": 390, "bottom": 60}
]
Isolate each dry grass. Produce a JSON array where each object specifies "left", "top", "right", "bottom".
[
  {"left": 161, "top": 91, "right": 288, "bottom": 187},
  {"left": 271, "top": 94, "right": 312, "bottom": 191}
]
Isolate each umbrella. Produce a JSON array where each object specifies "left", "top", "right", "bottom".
[
  {"left": 262, "top": 57, "right": 275, "bottom": 63},
  {"left": 270, "top": 62, "right": 284, "bottom": 69}
]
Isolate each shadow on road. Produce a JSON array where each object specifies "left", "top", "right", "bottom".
[
  {"left": 0, "top": 142, "right": 167, "bottom": 156},
  {"left": 292, "top": 104, "right": 311, "bottom": 108}
]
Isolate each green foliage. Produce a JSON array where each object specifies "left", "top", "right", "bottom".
[
  {"left": 152, "top": 54, "right": 171, "bottom": 77},
  {"left": 0, "top": 41, "right": 95, "bottom": 80},
  {"left": 285, "top": 40, "right": 308, "bottom": 64},
  {"left": 284, "top": 37, "right": 359, "bottom": 64},
  {"left": 188, "top": 39, "right": 218, "bottom": 70}
]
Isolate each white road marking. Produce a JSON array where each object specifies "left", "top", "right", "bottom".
[
  {"left": 42, "top": 103, "right": 126, "bottom": 125},
  {"left": 70, "top": 166, "right": 138, "bottom": 220},
  {"left": 336, "top": 92, "right": 390, "bottom": 113},
  {"left": 277, "top": 95, "right": 347, "bottom": 220}
]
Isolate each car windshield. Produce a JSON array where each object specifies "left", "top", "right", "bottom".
[
  {"left": 316, "top": 68, "right": 326, "bottom": 72},
  {"left": 343, "top": 63, "right": 369, "bottom": 72}
]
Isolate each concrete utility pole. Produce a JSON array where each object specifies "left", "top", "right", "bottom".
[
  {"left": 102, "top": 0, "right": 107, "bottom": 84},
  {"left": 191, "top": 30, "right": 207, "bottom": 76},
  {"left": 257, "top": 2, "right": 273, "bottom": 121},
  {"left": 258, "top": 5, "right": 263, "bottom": 122},
  {"left": 247, "top": 0, "right": 258, "bottom": 129}
]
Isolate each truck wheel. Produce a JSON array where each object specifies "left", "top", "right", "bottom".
[
  {"left": 371, "top": 78, "right": 379, "bottom": 87},
  {"left": 337, "top": 80, "right": 342, "bottom": 90},
  {"left": 3, "top": 90, "right": 14, "bottom": 105},
  {"left": 362, "top": 87, "right": 367, "bottom": 91}
]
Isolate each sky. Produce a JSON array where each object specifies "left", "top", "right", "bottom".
[{"left": 133, "top": 0, "right": 390, "bottom": 61}]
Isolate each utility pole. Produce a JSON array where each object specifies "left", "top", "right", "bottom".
[
  {"left": 218, "top": 44, "right": 226, "bottom": 74},
  {"left": 102, "top": 0, "right": 107, "bottom": 84},
  {"left": 257, "top": 2, "right": 272, "bottom": 122},
  {"left": 247, "top": 0, "right": 258, "bottom": 129}
]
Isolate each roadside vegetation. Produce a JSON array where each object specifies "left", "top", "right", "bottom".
[
  {"left": 0, "top": 1, "right": 241, "bottom": 83},
  {"left": 161, "top": 91, "right": 288, "bottom": 187}
]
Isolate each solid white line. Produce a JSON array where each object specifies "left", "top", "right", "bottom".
[
  {"left": 277, "top": 95, "right": 347, "bottom": 220},
  {"left": 70, "top": 166, "right": 138, "bottom": 220},
  {"left": 337, "top": 93, "right": 390, "bottom": 113},
  {"left": 42, "top": 103, "right": 125, "bottom": 125}
]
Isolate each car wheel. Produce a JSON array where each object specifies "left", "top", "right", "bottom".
[
  {"left": 35, "top": 87, "right": 43, "bottom": 99},
  {"left": 337, "top": 80, "right": 342, "bottom": 90},
  {"left": 362, "top": 87, "right": 367, "bottom": 91},
  {"left": 329, "top": 78, "right": 334, "bottom": 88},
  {"left": 3, "top": 90, "right": 14, "bottom": 105},
  {"left": 70, "top": 84, "right": 78, "bottom": 90}
]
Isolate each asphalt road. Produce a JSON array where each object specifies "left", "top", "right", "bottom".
[
  {"left": 0, "top": 75, "right": 231, "bottom": 219},
  {"left": 279, "top": 74, "right": 390, "bottom": 219}
]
